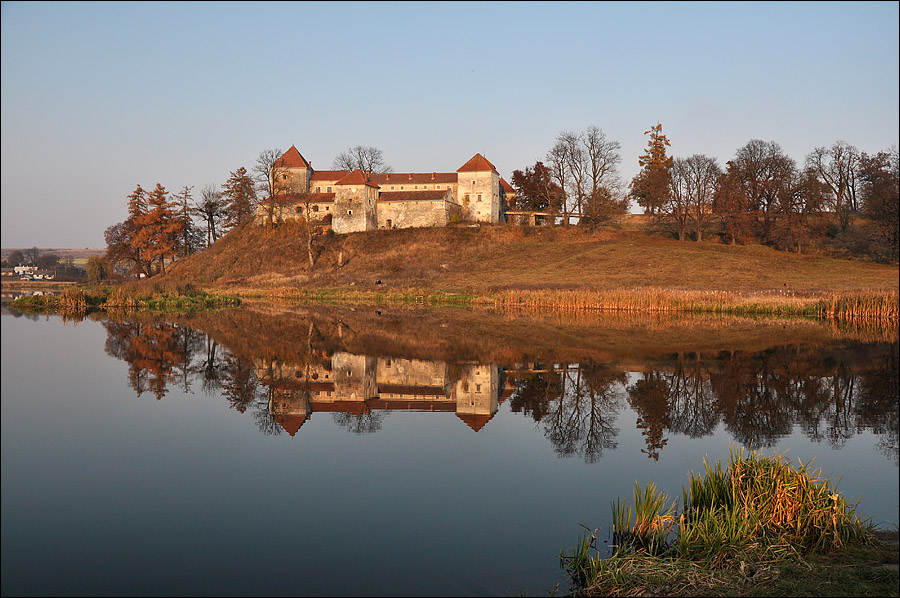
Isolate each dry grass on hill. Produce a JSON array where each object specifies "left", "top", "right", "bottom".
[{"left": 165, "top": 218, "right": 899, "bottom": 296}]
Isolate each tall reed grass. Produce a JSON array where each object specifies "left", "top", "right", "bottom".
[
  {"left": 9, "top": 283, "right": 240, "bottom": 315},
  {"left": 561, "top": 446, "right": 871, "bottom": 595},
  {"left": 494, "top": 288, "right": 898, "bottom": 320}
]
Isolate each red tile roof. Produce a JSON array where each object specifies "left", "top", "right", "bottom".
[
  {"left": 308, "top": 401, "right": 370, "bottom": 415},
  {"left": 274, "top": 413, "right": 309, "bottom": 436},
  {"left": 457, "top": 153, "right": 497, "bottom": 173},
  {"left": 500, "top": 177, "right": 514, "bottom": 193},
  {"left": 456, "top": 413, "right": 494, "bottom": 432},
  {"left": 310, "top": 170, "right": 351, "bottom": 181},
  {"left": 369, "top": 172, "right": 457, "bottom": 185},
  {"left": 335, "top": 169, "right": 380, "bottom": 188},
  {"left": 377, "top": 190, "right": 450, "bottom": 202},
  {"left": 275, "top": 145, "right": 310, "bottom": 168}
]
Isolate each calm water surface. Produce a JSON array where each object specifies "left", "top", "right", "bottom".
[{"left": 1, "top": 304, "right": 897, "bottom": 596}]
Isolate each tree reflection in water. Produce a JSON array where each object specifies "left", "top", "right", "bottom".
[{"left": 100, "top": 317, "right": 898, "bottom": 464}]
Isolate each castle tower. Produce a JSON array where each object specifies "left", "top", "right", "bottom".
[
  {"left": 457, "top": 153, "right": 501, "bottom": 223},
  {"left": 274, "top": 145, "right": 313, "bottom": 194},
  {"left": 455, "top": 363, "right": 499, "bottom": 432},
  {"left": 332, "top": 169, "right": 379, "bottom": 233}
]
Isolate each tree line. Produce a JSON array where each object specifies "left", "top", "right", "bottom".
[{"left": 511, "top": 124, "right": 899, "bottom": 262}]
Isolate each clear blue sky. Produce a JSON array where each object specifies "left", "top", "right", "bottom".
[{"left": 2, "top": 1, "right": 897, "bottom": 249}]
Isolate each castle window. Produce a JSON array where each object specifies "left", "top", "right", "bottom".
[
  {"left": 436, "top": 185, "right": 441, "bottom": 189},
  {"left": 312, "top": 205, "right": 319, "bottom": 212},
  {"left": 316, "top": 186, "right": 321, "bottom": 192},
  {"left": 347, "top": 210, "right": 352, "bottom": 215},
  {"left": 326, "top": 206, "right": 330, "bottom": 211},
  {"left": 400, "top": 185, "right": 404, "bottom": 190},
  {"left": 386, "top": 219, "right": 392, "bottom": 228},
  {"left": 327, "top": 186, "right": 332, "bottom": 193},
  {"left": 391, "top": 185, "right": 395, "bottom": 190},
  {"left": 477, "top": 194, "right": 482, "bottom": 202},
  {"left": 282, "top": 174, "right": 288, "bottom": 180},
  {"left": 414, "top": 185, "right": 418, "bottom": 190},
  {"left": 296, "top": 207, "right": 302, "bottom": 213}
]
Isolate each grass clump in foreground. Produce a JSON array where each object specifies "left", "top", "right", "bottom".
[
  {"left": 10, "top": 281, "right": 241, "bottom": 315},
  {"left": 561, "top": 447, "right": 898, "bottom": 597}
]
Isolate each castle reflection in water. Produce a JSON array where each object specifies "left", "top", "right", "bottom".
[
  {"left": 88, "top": 313, "right": 898, "bottom": 465},
  {"left": 259, "top": 353, "right": 505, "bottom": 435}
]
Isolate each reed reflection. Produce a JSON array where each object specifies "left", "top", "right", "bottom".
[{"left": 99, "top": 316, "right": 898, "bottom": 464}]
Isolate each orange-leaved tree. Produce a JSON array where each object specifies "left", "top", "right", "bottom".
[{"left": 132, "top": 183, "right": 184, "bottom": 276}]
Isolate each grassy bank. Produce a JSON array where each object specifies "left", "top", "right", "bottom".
[
  {"left": 161, "top": 220, "right": 899, "bottom": 319},
  {"left": 9, "top": 281, "right": 240, "bottom": 315},
  {"left": 561, "top": 448, "right": 899, "bottom": 597}
]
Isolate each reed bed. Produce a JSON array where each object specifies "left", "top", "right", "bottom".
[
  {"left": 493, "top": 288, "right": 898, "bottom": 320},
  {"left": 261, "top": 286, "right": 477, "bottom": 307},
  {"left": 9, "top": 283, "right": 240, "bottom": 315},
  {"left": 561, "top": 447, "right": 872, "bottom": 596}
]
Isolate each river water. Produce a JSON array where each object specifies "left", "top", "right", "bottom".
[{"left": 1, "top": 302, "right": 897, "bottom": 596}]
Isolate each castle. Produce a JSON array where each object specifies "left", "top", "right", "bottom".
[
  {"left": 256, "top": 146, "right": 515, "bottom": 233},
  {"left": 256, "top": 351, "right": 510, "bottom": 436}
]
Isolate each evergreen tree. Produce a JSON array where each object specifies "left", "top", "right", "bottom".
[
  {"left": 222, "top": 167, "right": 258, "bottom": 230},
  {"left": 630, "top": 123, "right": 673, "bottom": 215},
  {"left": 172, "top": 185, "right": 204, "bottom": 256}
]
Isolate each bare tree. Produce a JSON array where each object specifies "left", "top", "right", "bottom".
[
  {"left": 729, "top": 140, "right": 797, "bottom": 242},
  {"left": 673, "top": 154, "right": 721, "bottom": 242},
  {"left": 665, "top": 158, "right": 693, "bottom": 241},
  {"left": 582, "top": 126, "right": 626, "bottom": 227},
  {"left": 23, "top": 247, "right": 42, "bottom": 265},
  {"left": 332, "top": 145, "right": 393, "bottom": 173},
  {"left": 545, "top": 140, "right": 572, "bottom": 224},
  {"left": 194, "top": 184, "right": 228, "bottom": 246},
  {"left": 769, "top": 167, "right": 827, "bottom": 254},
  {"left": 859, "top": 146, "right": 900, "bottom": 261},
  {"left": 547, "top": 128, "right": 625, "bottom": 227},
  {"left": 253, "top": 148, "right": 288, "bottom": 225},
  {"left": 806, "top": 140, "right": 861, "bottom": 230}
]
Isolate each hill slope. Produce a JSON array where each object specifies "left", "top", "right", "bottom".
[{"left": 165, "top": 219, "right": 899, "bottom": 296}]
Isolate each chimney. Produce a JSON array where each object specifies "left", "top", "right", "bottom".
[
  {"left": 408, "top": 173, "right": 412, "bottom": 181},
  {"left": 386, "top": 173, "right": 390, "bottom": 181},
  {"left": 431, "top": 172, "right": 435, "bottom": 179}
]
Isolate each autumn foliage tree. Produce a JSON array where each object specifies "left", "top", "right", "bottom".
[
  {"left": 510, "top": 161, "right": 565, "bottom": 220},
  {"left": 106, "top": 183, "right": 185, "bottom": 277},
  {"left": 630, "top": 123, "right": 674, "bottom": 215},
  {"left": 132, "top": 183, "right": 184, "bottom": 276}
]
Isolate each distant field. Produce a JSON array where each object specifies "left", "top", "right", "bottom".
[{"left": 1, "top": 248, "right": 105, "bottom": 262}]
